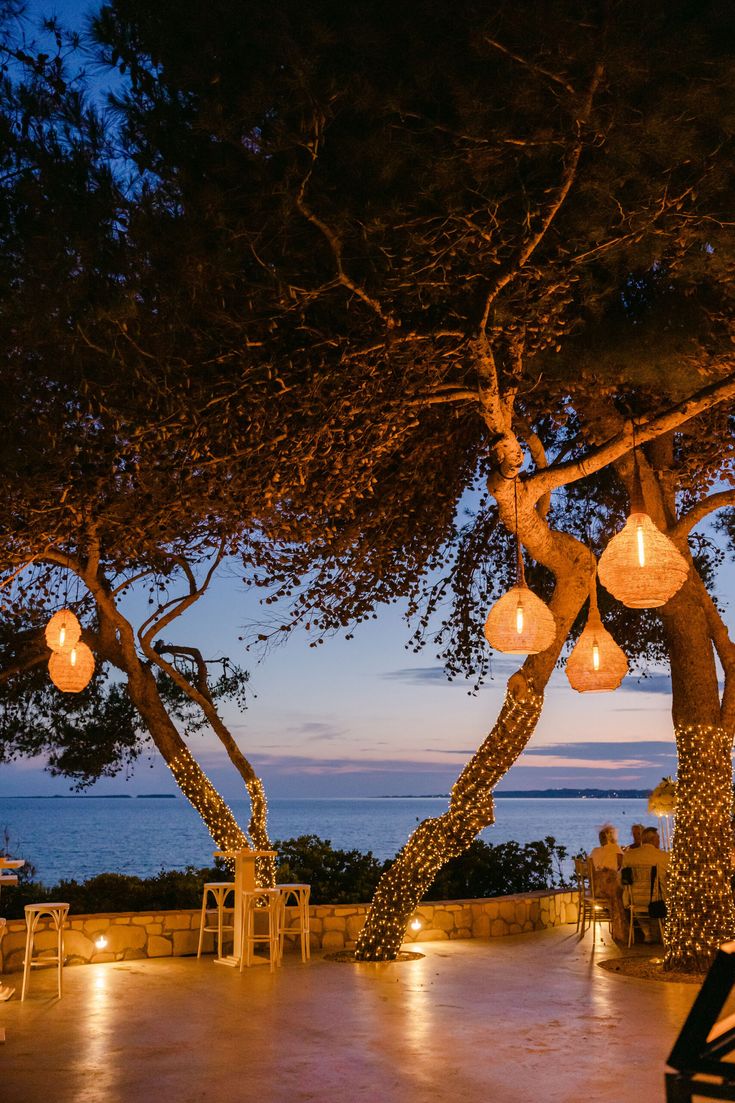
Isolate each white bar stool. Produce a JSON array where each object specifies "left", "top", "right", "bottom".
[
  {"left": 239, "top": 888, "right": 281, "bottom": 973},
  {"left": 277, "top": 883, "right": 311, "bottom": 962},
  {"left": 21, "top": 902, "right": 69, "bottom": 1001},
  {"left": 197, "top": 882, "right": 236, "bottom": 960}
]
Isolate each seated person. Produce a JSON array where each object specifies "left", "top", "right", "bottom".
[
  {"left": 621, "top": 825, "right": 669, "bottom": 874},
  {"left": 589, "top": 824, "right": 623, "bottom": 870},
  {"left": 621, "top": 826, "right": 668, "bottom": 942},
  {"left": 625, "top": 823, "right": 644, "bottom": 851}
]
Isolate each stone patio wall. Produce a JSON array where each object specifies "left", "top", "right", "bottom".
[{"left": 0, "top": 889, "right": 578, "bottom": 971}]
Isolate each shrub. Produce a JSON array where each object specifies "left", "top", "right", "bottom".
[
  {"left": 0, "top": 835, "right": 569, "bottom": 917},
  {"left": 423, "top": 836, "right": 569, "bottom": 901},
  {"left": 275, "top": 834, "right": 387, "bottom": 904}
]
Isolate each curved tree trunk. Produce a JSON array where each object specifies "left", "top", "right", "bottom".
[
  {"left": 149, "top": 644, "right": 275, "bottom": 886},
  {"left": 661, "top": 580, "right": 735, "bottom": 970},
  {"left": 86, "top": 567, "right": 252, "bottom": 862},
  {"left": 355, "top": 567, "right": 589, "bottom": 960},
  {"left": 355, "top": 676, "right": 543, "bottom": 959}
]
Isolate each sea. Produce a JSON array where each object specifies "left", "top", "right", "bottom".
[{"left": 0, "top": 795, "right": 653, "bottom": 886}]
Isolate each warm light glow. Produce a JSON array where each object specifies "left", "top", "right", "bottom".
[
  {"left": 664, "top": 723, "right": 735, "bottom": 972},
  {"left": 48, "top": 640, "right": 95, "bottom": 692},
  {"left": 44, "top": 608, "right": 81, "bottom": 654},
  {"left": 410, "top": 918, "right": 422, "bottom": 932},
  {"left": 95, "top": 936, "right": 108, "bottom": 950},
  {"left": 598, "top": 512, "right": 689, "bottom": 608},
  {"left": 592, "top": 642, "right": 600, "bottom": 671},
  {"left": 484, "top": 585, "right": 556, "bottom": 655},
  {"left": 636, "top": 522, "right": 645, "bottom": 567}
]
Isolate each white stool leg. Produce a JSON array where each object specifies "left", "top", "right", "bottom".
[
  {"left": 21, "top": 914, "right": 34, "bottom": 1002},
  {"left": 56, "top": 912, "right": 65, "bottom": 999},
  {"left": 216, "top": 889, "right": 225, "bottom": 959},
  {"left": 301, "top": 897, "right": 310, "bottom": 962},
  {"left": 197, "top": 889, "right": 209, "bottom": 958}
]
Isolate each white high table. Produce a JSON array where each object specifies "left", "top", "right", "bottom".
[
  {"left": 0, "top": 858, "right": 24, "bottom": 901},
  {"left": 212, "top": 849, "right": 277, "bottom": 966}
]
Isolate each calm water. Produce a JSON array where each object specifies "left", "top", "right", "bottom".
[{"left": 0, "top": 795, "right": 652, "bottom": 885}]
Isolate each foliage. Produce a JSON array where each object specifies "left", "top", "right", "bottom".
[
  {"left": 0, "top": 835, "right": 571, "bottom": 916},
  {"left": 423, "top": 837, "right": 570, "bottom": 900},
  {"left": 0, "top": 865, "right": 222, "bottom": 919},
  {"left": 274, "top": 834, "right": 388, "bottom": 905}
]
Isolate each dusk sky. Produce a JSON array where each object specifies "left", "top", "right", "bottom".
[{"left": 0, "top": 559, "right": 709, "bottom": 799}]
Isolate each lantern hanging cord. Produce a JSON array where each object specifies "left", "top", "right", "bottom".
[{"left": 514, "top": 477, "right": 525, "bottom": 586}]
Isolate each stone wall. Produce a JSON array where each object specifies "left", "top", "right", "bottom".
[{"left": 0, "top": 889, "right": 578, "bottom": 971}]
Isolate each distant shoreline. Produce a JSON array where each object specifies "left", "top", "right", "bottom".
[{"left": 381, "top": 789, "right": 651, "bottom": 799}]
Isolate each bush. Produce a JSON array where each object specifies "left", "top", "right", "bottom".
[
  {"left": 0, "top": 835, "right": 569, "bottom": 917},
  {"left": 275, "top": 834, "right": 387, "bottom": 904},
  {"left": 423, "top": 836, "right": 569, "bottom": 901}
]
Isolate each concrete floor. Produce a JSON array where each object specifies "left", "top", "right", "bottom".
[{"left": 0, "top": 928, "right": 705, "bottom": 1103}]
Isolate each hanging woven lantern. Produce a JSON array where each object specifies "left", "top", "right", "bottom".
[
  {"left": 484, "top": 582, "right": 557, "bottom": 654},
  {"left": 44, "top": 608, "right": 81, "bottom": 654},
  {"left": 566, "top": 575, "right": 628, "bottom": 693},
  {"left": 48, "top": 641, "right": 95, "bottom": 693},
  {"left": 597, "top": 457, "right": 689, "bottom": 608}
]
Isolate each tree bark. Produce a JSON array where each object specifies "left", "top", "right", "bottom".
[
  {"left": 660, "top": 580, "right": 735, "bottom": 971},
  {"left": 355, "top": 567, "right": 590, "bottom": 960},
  {"left": 85, "top": 562, "right": 252, "bottom": 861},
  {"left": 149, "top": 644, "right": 275, "bottom": 886}
]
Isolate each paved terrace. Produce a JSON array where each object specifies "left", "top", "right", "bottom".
[{"left": 0, "top": 927, "right": 710, "bottom": 1103}]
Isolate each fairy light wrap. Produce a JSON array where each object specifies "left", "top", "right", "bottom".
[
  {"left": 355, "top": 688, "right": 543, "bottom": 961},
  {"left": 664, "top": 723, "right": 735, "bottom": 972},
  {"left": 168, "top": 747, "right": 249, "bottom": 858}
]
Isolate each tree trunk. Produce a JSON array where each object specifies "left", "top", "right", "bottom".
[
  {"left": 355, "top": 567, "right": 589, "bottom": 960},
  {"left": 149, "top": 644, "right": 275, "bottom": 886},
  {"left": 124, "top": 657, "right": 250, "bottom": 855},
  {"left": 661, "top": 580, "right": 735, "bottom": 971},
  {"left": 354, "top": 677, "right": 543, "bottom": 959},
  {"left": 87, "top": 570, "right": 252, "bottom": 863}
]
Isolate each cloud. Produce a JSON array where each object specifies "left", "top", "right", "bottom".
[
  {"left": 524, "top": 740, "right": 675, "bottom": 761},
  {"left": 283, "top": 720, "right": 348, "bottom": 742},
  {"left": 382, "top": 661, "right": 517, "bottom": 686},
  {"left": 382, "top": 667, "right": 463, "bottom": 686},
  {"left": 514, "top": 754, "right": 652, "bottom": 770},
  {"left": 622, "top": 674, "right": 672, "bottom": 694}
]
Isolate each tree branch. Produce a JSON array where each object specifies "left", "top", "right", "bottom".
[
  {"left": 296, "top": 122, "right": 397, "bottom": 328},
  {"left": 527, "top": 369, "right": 735, "bottom": 499},
  {"left": 479, "top": 60, "right": 604, "bottom": 330},
  {"left": 671, "top": 489, "right": 735, "bottom": 540}
]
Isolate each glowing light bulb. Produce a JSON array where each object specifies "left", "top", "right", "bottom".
[
  {"left": 515, "top": 602, "right": 524, "bottom": 634},
  {"left": 59, "top": 624, "right": 66, "bottom": 647},
  {"left": 592, "top": 642, "right": 600, "bottom": 671},
  {"left": 95, "top": 935, "right": 108, "bottom": 950},
  {"left": 636, "top": 522, "right": 646, "bottom": 567},
  {"left": 410, "top": 919, "right": 422, "bottom": 932},
  {"left": 70, "top": 647, "right": 77, "bottom": 667}
]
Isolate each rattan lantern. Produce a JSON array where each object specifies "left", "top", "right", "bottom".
[
  {"left": 44, "top": 608, "right": 81, "bottom": 654},
  {"left": 597, "top": 460, "right": 688, "bottom": 608},
  {"left": 484, "top": 544, "right": 556, "bottom": 654},
  {"left": 566, "top": 577, "right": 628, "bottom": 693},
  {"left": 48, "top": 641, "right": 95, "bottom": 693}
]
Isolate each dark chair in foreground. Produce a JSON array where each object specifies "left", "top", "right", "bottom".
[{"left": 666, "top": 940, "right": 735, "bottom": 1101}]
